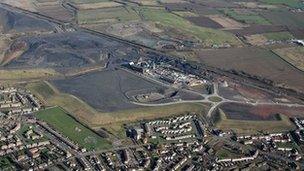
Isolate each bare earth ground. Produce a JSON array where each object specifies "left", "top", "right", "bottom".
[
  {"left": 214, "top": 103, "right": 301, "bottom": 134},
  {"left": 197, "top": 47, "right": 304, "bottom": 92},
  {"left": 207, "top": 15, "right": 247, "bottom": 29}
]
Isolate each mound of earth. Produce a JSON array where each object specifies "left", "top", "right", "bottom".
[
  {"left": 51, "top": 69, "right": 165, "bottom": 112},
  {"left": 3, "top": 31, "right": 140, "bottom": 70}
]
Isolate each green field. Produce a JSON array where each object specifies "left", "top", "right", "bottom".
[
  {"left": 36, "top": 107, "right": 112, "bottom": 151},
  {"left": 208, "top": 96, "right": 223, "bottom": 102},
  {"left": 263, "top": 31, "right": 294, "bottom": 41},
  {"left": 139, "top": 7, "right": 241, "bottom": 47},
  {"left": 221, "top": 9, "right": 270, "bottom": 25},
  {"left": 260, "top": 0, "right": 304, "bottom": 8},
  {"left": 276, "top": 142, "right": 298, "bottom": 149},
  {"left": 172, "top": 11, "right": 199, "bottom": 17},
  {"left": 0, "top": 69, "right": 60, "bottom": 80},
  {"left": 216, "top": 148, "right": 242, "bottom": 160},
  {"left": 77, "top": 6, "right": 140, "bottom": 24},
  {"left": 214, "top": 109, "right": 296, "bottom": 134},
  {"left": 27, "top": 81, "right": 57, "bottom": 101}
]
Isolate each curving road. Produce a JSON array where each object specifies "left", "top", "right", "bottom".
[{"left": 129, "top": 80, "right": 304, "bottom": 118}]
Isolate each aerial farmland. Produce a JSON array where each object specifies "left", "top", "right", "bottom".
[{"left": 0, "top": 0, "right": 304, "bottom": 170}]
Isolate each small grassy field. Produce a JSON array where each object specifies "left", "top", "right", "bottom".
[
  {"left": 216, "top": 148, "right": 242, "bottom": 160},
  {"left": 26, "top": 81, "right": 57, "bottom": 100},
  {"left": 246, "top": 31, "right": 294, "bottom": 45},
  {"left": 221, "top": 9, "right": 270, "bottom": 25},
  {"left": 36, "top": 107, "right": 112, "bottom": 151},
  {"left": 172, "top": 11, "right": 199, "bottom": 17},
  {"left": 73, "top": 1, "right": 122, "bottom": 10},
  {"left": 77, "top": 6, "right": 140, "bottom": 24},
  {"left": 263, "top": 31, "right": 294, "bottom": 41},
  {"left": 276, "top": 141, "right": 298, "bottom": 149},
  {"left": 208, "top": 96, "right": 223, "bottom": 102},
  {"left": 214, "top": 109, "right": 296, "bottom": 134}
]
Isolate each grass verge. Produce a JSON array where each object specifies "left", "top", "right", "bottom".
[{"left": 0, "top": 69, "right": 60, "bottom": 80}]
